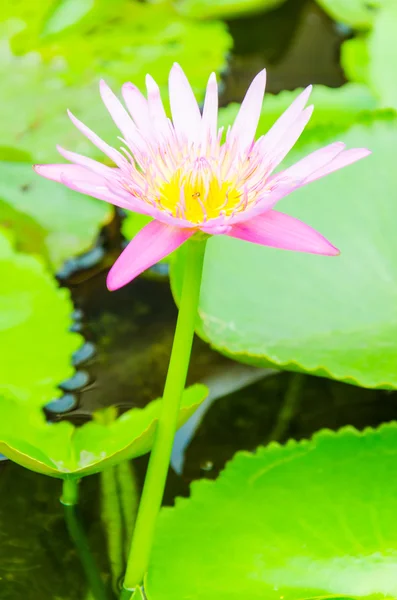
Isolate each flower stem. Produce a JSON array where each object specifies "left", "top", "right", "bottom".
[
  {"left": 268, "top": 373, "right": 304, "bottom": 442},
  {"left": 61, "top": 479, "right": 110, "bottom": 600},
  {"left": 122, "top": 238, "right": 207, "bottom": 593}
]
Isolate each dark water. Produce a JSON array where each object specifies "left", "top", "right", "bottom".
[{"left": 2, "top": 1, "right": 396, "bottom": 598}]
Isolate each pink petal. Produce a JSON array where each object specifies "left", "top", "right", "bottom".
[
  {"left": 67, "top": 110, "right": 127, "bottom": 169},
  {"left": 263, "top": 105, "right": 314, "bottom": 173},
  {"left": 229, "top": 69, "right": 267, "bottom": 150},
  {"left": 56, "top": 145, "right": 118, "bottom": 179},
  {"left": 201, "top": 72, "right": 218, "bottom": 146},
  {"left": 146, "top": 74, "right": 169, "bottom": 136},
  {"left": 260, "top": 86, "right": 312, "bottom": 155},
  {"left": 226, "top": 210, "right": 339, "bottom": 256},
  {"left": 305, "top": 147, "right": 371, "bottom": 183},
  {"left": 169, "top": 63, "right": 201, "bottom": 143},
  {"left": 33, "top": 164, "right": 144, "bottom": 213},
  {"left": 270, "top": 142, "right": 346, "bottom": 185},
  {"left": 107, "top": 221, "right": 194, "bottom": 290},
  {"left": 122, "top": 82, "right": 152, "bottom": 134},
  {"left": 99, "top": 80, "right": 141, "bottom": 145}
]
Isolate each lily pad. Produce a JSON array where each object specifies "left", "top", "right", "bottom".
[
  {"left": 175, "top": 0, "right": 287, "bottom": 20},
  {"left": 0, "top": 384, "right": 208, "bottom": 477},
  {"left": 1, "top": 0, "right": 232, "bottom": 162},
  {"left": 218, "top": 84, "right": 377, "bottom": 149},
  {"left": 171, "top": 114, "right": 397, "bottom": 388},
  {"left": 0, "top": 161, "right": 111, "bottom": 269},
  {"left": 341, "top": 37, "right": 370, "bottom": 85},
  {"left": 0, "top": 231, "right": 81, "bottom": 406},
  {"left": 146, "top": 423, "right": 397, "bottom": 600},
  {"left": 340, "top": 4, "right": 397, "bottom": 110},
  {"left": 314, "top": 0, "right": 378, "bottom": 29},
  {"left": 366, "top": 1, "right": 397, "bottom": 108}
]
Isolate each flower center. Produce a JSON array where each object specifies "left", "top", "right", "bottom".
[{"left": 158, "top": 157, "right": 245, "bottom": 224}]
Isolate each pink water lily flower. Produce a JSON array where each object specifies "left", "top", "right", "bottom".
[{"left": 34, "top": 64, "right": 370, "bottom": 291}]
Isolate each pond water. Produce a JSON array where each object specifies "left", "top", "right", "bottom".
[{"left": 1, "top": 1, "right": 396, "bottom": 598}]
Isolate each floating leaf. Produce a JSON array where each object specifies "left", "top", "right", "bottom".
[
  {"left": 340, "top": 4, "right": 397, "bottom": 110},
  {"left": 0, "top": 161, "right": 111, "bottom": 269},
  {"left": 314, "top": 0, "right": 378, "bottom": 29},
  {"left": 0, "top": 0, "right": 232, "bottom": 162},
  {"left": 147, "top": 423, "right": 397, "bottom": 600},
  {"left": 42, "top": 0, "right": 95, "bottom": 36},
  {"left": 0, "top": 384, "right": 208, "bottom": 477},
  {"left": 171, "top": 114, "right": 397, "bottom": 388},
  {"left": 0, "top": 232, "right": 81, "bottom": 406},
  {"left": 366, "top": 1, "right": 397, "bottom": 108},
  {"left": 219, "top": 84, "right": 378, "bottom": 147},
  {"left": 175, "top": 0, "right": 287, "bottom": 20},
  {"left": 341, "top": 37, "right": 370, "bottom": 85}
]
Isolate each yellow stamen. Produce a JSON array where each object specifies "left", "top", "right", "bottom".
[{"left": 159, "top": 164, "right": 244, "bottom": 223}]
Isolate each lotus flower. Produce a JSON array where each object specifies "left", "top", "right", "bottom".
[{"left": 34, "top": 64, "right": 370, "bottom": 291}]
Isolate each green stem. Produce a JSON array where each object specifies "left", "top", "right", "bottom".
[
  {"left": 268, "top": 373, "right": 304, "bottom": 442},
  {"left": 61, "top": 479, "right": 110, "bottom": 600},
  {"left": 116, "top": 461, "right": 139, "bottom": 558},
  {"left": 101, "top": 466, "right": 124, "bottom": 593},
  {"left": 122, "top": 238, "right": 207, "bottom": 593}
]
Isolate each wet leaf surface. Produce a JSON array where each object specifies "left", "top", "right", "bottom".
[
  {"left": 147, "top": 423, "right": 397, "bottom": 600},
  {"left": 0, "top": 161, "right": 111, "bottom": 270},
  {"left": 0, "top": 231, "right": 81, "bottom": 407}
]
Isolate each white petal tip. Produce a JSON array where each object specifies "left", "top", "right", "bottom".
[
  {"left": 67, "top": 109, "right": 78, "bottom": 123},
  {"left": 56, "top": 144, "right": 68, "bottom": 156},
  {"left": 122, "top": 82, "right": 135, "bottom": 92},
  {"left": 99, "top": 80, "right": 113, "bottom": 97},
  {"left": 258, "top": 68, "right": 267, "bottom": 79},
  {"left": 145, "top": 74, "right": 156, "bottom": 87}
]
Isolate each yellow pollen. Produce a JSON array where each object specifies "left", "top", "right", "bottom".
[{"left": 158, "top": 165, "right": 244, "bottom": 224}]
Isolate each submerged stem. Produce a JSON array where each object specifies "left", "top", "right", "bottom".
[
  {"left": 268, "top": 373, "right": 304, "bottom": 442},
  {"left": 122, "top": 238, "right": 207, "bottom": 594},
  {"left": 61, "top": 479, "right": 109, "bottom": 600}
]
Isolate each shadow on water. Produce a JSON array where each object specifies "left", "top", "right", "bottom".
[{"left": 1, "top": 2, "right": 394, "bottom": 598}]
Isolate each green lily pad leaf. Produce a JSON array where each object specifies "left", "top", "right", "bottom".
[
  {"left": 340, "top": 4, "right": 397, "bottom": 110},
  {"left": 0, "top": 384, "right": 208, "bottom": 477},
  {"left": 341, "top": 37, "right": 370, "bottom": 85},
  {"left": 366, "top": 2, "right": 397, "bottom": 108},
  {"left": 1, "top": 0, "right": 231, "bottom": 162},
  {"left": 175, "top": 0, "right": 287, "bottom": 20},
  {"left": 42, "top": 0, "right": 95, "bottom": 36},
  {"left": 0, "top": 231, "right": 81, "bottom": 406},
  {"left": 171, "top": 114, "right": 397, "bottom": 389},
  {"left": 0, "top": 161, "right": 111, "bottom": 269},
  {"left": 314, "top": 0, "right": 378, "bottom": 29},
  {"left": 219, "top": 84, "right": 378, "bottom": 149},
  {"left": 146, "top": 423, "right": 397, "bottom": 600}
]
